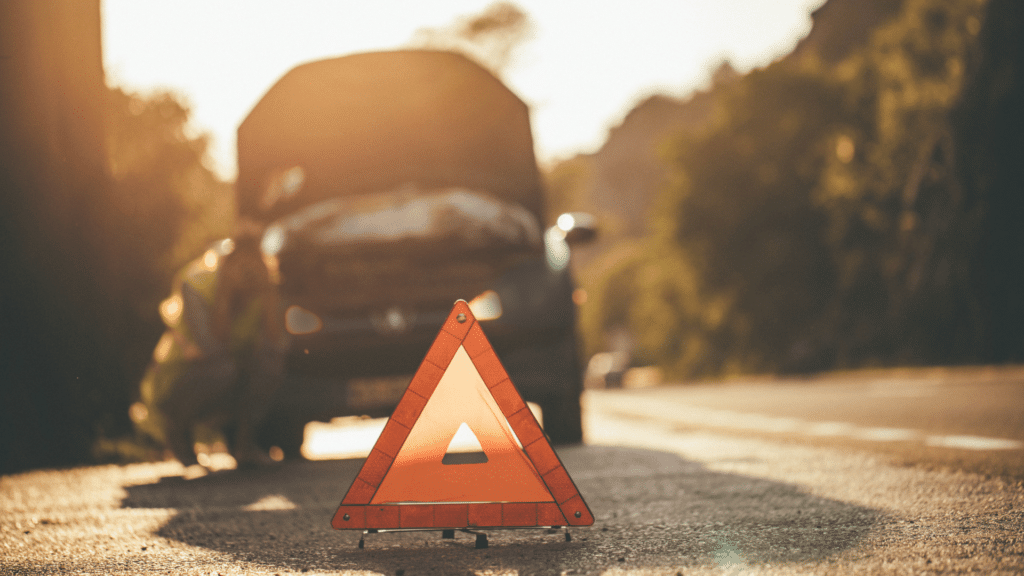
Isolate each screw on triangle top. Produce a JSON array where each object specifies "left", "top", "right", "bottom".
[{"left": 332, "top": 300, "right": 593, "bottom": 532}]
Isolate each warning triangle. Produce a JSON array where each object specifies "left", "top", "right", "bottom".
[
  {"left": 332, "top": 300, "right": 594, "bottom": 530},
  {"left": 371, "top": 346, "right": 552, "bottom": 504}
]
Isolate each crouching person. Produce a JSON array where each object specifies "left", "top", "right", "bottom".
[{"left": 137, "top": 225, "right": 286, "bottom": 468}]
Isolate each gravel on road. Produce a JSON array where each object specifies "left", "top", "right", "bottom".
[{"left": 1, "top": 391, "right": 1022, "bottom": 575}]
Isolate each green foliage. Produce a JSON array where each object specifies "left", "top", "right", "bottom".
[
  {"left": 94, "top": 87, "right": 233, "bottom": 459},
  {"left": 612, "top": 0, "right": 986, "bottom": 378},
  {"left": 543, "top": 155, "right": 593, "bottom": 224},
  {"left": 103, "top": 87, "right": 234, "bottom": 323},
  {"left": 649, "top": 65, "right": 843, "bottom": 376},
  {"left": 951, "top": 0, "right": 1024, "bottom": 362},
  {"left": 575, "top": 240, "right": 647, "bottom": 360},
  {"left": 813, "top": 0, "right": 984, "bottom": 364}
]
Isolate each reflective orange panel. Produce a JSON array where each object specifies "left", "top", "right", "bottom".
[{"left": 370, "top": 346, "right": 553, "bottom": 503}]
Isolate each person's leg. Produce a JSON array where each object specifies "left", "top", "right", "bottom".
[
  {"left": 158, "top": 356, "right": 236, "bottom": 466},
  {"left": 232, "top": 343, "right": 286, "bottom": 466},
  {"left": 162, "top": 418, "right": 199, "bottom": 467}
]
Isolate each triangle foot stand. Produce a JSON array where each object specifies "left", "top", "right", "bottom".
[{"left": 355, "top": 526, "right": 574, "bottom": 549}]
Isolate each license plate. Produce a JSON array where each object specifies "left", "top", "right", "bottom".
[{"left": 347, "top": 375, "right": 411, "bottom": 409}]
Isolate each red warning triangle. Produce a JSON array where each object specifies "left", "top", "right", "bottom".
[{"left": 332, "top": 300, "right": 594, "bottom": 530}]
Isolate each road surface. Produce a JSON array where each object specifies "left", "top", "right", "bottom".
[{"left": 2, "top": 367, "right": 1022, "bottom": 574}]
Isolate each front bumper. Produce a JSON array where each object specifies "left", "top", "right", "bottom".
[{"left": 280, "top": 254, "right": 577, "bottom": 378}]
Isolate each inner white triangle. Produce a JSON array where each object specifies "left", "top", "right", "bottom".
[{"left": 446, "top": 422, "right": 485, "bottom": 454}]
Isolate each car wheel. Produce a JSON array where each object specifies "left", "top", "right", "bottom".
[
  {"left": 257, "top": 412, "right": 306, "bottom": 460},
  {"left": 536, "top": 330, "right": 584, "bottom": 445},
  {"left": 539, "top": 385, "right": 583, "bottom": 445}
]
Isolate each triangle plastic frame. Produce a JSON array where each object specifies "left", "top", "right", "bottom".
[{"left": 332, "top": 300, "right": 593, "bottom": 530}]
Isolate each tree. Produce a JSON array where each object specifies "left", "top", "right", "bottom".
[
  {"left": 644, "top": 65, "right": 844, "bottom": 377},
  {"left": 813, "top": 0, "right": 985, "bottom": 364},
  {"left": 407, "top": 2, "right": 533, "bottom": 77},
  {"left": 952, "top": 0, "right": 1024, "bottom": 362},
  {"left": 102, "top": 88, "right": 233, "bottom": 328},
  {"left": 615, "top": 0, "right": 986, "bottom": 379}
]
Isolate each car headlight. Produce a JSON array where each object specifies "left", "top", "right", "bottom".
[
  {"left": 158, "top": 294, "right": 183, "bottom": 327},
  {"left": 468, "top": 290, "right": 503, "bottom": 321},
  {"left": 261, "top": 224, "right": 286, "bottom": 257},
  {"left": 285, "top": 305, "right": 323, "bottom": 335}
]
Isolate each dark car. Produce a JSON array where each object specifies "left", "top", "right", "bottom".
[{"left": 235, "top": 50, "right": 594, "bottom": 456}]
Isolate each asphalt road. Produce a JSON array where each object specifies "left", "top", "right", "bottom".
[
  {"left": 591, "top": 365, "right": 1024, "bottom": 479},
  {"left": 2, "top": 367, "right": 1023, "bottom": 574}
]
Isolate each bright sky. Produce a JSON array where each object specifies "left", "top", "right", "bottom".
[{"left": 102, "top": 0, "right": 825, "bottom": 181}]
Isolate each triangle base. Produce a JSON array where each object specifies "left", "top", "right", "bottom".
[{"left": 332, "top": 501, "right": 579, "bottom": 530}]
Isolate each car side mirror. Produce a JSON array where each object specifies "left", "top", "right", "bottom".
[{"left": 554, "top": 212, "right": 598, "bottom": 246}]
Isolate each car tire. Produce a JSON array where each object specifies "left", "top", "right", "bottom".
[
  {"left": 257, "top": 412, "right": 306, "bottom": 460},
  {"left": 536, "top": 330, "right": 584, "bottom": 445},
  {"left": 539, "top": 385, "right": 583, "bottom": 445}
]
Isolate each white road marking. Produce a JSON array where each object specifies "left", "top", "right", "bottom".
[{"left": 925, "top": 435, "right": 1024, "bottom": 451}]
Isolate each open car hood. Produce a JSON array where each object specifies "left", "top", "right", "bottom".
[{"left": 237, "top": 50, "right": 545, "bottom": 223}]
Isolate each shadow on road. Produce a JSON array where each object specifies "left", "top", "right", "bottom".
[{"left": 121, "top": 446, "right": 880, "bottom": 574}]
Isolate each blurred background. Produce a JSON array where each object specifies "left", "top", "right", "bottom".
[{"left": 1, "top": 0, "right": 1021, "bottom": 474}]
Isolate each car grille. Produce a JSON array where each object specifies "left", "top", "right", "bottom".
[{"left": 279, "top": 251, "right": 514, "bottom": 313}]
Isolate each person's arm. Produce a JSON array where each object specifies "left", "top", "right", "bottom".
[
  {"left": 260, "top": 275, "right": 282, "bottom": 345},
  {"left": 183, "top": 282, "right": 222, "bottom": 355},
  {"left": 210, "top": 266, "right": 236, "bottom": 345}
]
